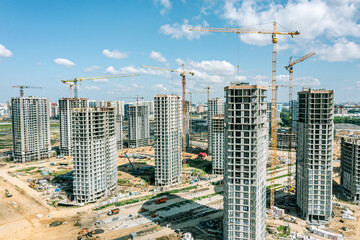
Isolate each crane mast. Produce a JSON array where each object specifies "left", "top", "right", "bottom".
[{"left": 190, "top": 21, "right": 300, "bottom": 225}]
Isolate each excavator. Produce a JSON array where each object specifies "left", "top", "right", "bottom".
[{"left": 77, "top": 229, "right": 95, "bottom": 240}]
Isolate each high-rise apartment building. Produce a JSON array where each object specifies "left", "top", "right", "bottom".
[
  {"left": 291, "top": 100, "right": 299, "bottom": 132},
  {"left": 340, "top": 136, "right": 360, "bottom": 203},
  {"left": 128, "top": 105, "right": 150, "bottom": 148},
  {"left": 296, "top": 87, "right": 334, "bottom": 222},
  {"left": 208, "top": 98, "right": 224, "bottom": 154},
  {"left": 154, "top": 95, "right": 182, "bottom": 186},
  {"left": 223, "top": 82, "right": 267, "bottom": 240},
  {"left": 211, "top": 114, "right": 224, "bottom": 175},
  {"left": 72, "top": 107, "right": 117, "bottom": 203},
  {"left": 114, "top": 101, "right": 125, "bottom": 150},
  {"left": 12, "top": 97, "right": 51, "bottom": 162},
  {"left": 59, "top": 98, "right": 88, "bottom": 156}
]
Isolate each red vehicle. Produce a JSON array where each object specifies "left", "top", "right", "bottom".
[
  {"left": 155, "top": 197, "right": 167, "bottom": 204},
  {"left": 107, "top": 208, "right": 120, "bottom": 216},
  {"left": 198, "top": 152, "right": 207, "bottom": 158}
]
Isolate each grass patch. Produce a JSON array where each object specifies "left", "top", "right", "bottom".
[
  {"left": 17, "top": 166, "right": 37, "bottom": 172},
  {"left": 118, "top": 179, "right": 132, "bottom": 186},
  {"left": 277, "top": 225, "right": 290, "bottom": 237},
  {"left": 94, "top": 185, "right": 197, "bottom": 211},
  {"left": 50, "top": 123, "right": 59, "bottom": 128},
  {"left": 51, "top": 169, "right": 72, "bottom": 177},
  {"left": 267, "top": 172, "right": 295, "bottom": 182},
  {"left": 0, "top": 124, "right": 12, "bottom": 130}
]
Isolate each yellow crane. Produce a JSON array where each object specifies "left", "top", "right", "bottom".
[
  {"left": 12, "top": 85, "right": 42, "bottom": 97},
  {"left": 190, "top": 22, "right": 300, "bottom": 225},
  {"left": 141, "top": 64, "right": 195, "bottom": 164},
  {"left": 61, "top": 74, "right": 140, "bottom": 99},
  {"left": 284, "top": 51, "right": 315, "bottom": 189}
]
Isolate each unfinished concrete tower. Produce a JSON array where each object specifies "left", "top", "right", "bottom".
[
  {"left": 211, "top": 114, "right": 224, "bottom": 175},
  {"left": 154, "top": 95, "right": 182, "bottom": 186},
  {"left": 12, "top": 96, "right": 51, "bottom": 162},
  {"left": 223, "top": 82, "right": 267, "bottom": 240},
  {"left": 114, "top": 101, "right": 125, "bottom": 150},
  {"left": 340, "top": 136, "right": 360, "bottom": 203},
  {"left": 59, "top": 98, "right": 88, "bottom": 156},
  {"left": 208, "top": 98, "right": 224, "bottom": 154},
  {"left": 72, "top": 107, "right": 117, "bottom": 203},
  {"left": 296, "top": 87, "right": 334, "bottom": 222},
  {"left": 128, "top": 105, "right": 150, "bottom": 148}
]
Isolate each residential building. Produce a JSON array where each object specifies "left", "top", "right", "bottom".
[
  {"left": 296, "top": 87, "right": 334, "bottom": 222},
  {"left": 208, "top": 98, "right": 224, "bottom": 154},
  {"left": 291, "top": 100, "right": 299, "bottom": 133},
  {"left": 59, "top": 98, "right": 88, "bottom": 156},
  {"left": 128, "top": 105, "right": 150, "bottom": 148},
  {"left": 340, "top": 136, "right": 360, "bottom": 203},
  {"left": 12, "top": 97, "right": 51, "bottom": 162},
  {"left": 72, "top": 107, "right": 117, "bottom": 203},
  {"left": 223, "top": 82, "right": 268, "bottom": 240},
  {"left": 211, "top": 114, "right": 224, "bottom": 175},
  {"left": 154, "top": 95, "right": 182, "bottom": 186},
  {"left": 49, "top": 102, "right": 59, "bottom": 119},
  {"left": 113, "top": 101, "right": 125, "bottom": 150}
]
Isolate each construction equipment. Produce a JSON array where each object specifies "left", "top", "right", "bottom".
[
  {"left": 12, "top": 85, "right": 42, "bottom": 97},
  {"left": 61, "top": 74, "right": 139, "bottom": 99},
  {"left": 123, "top": 153, "right": 143, "bottom": 175},
  {"left": 5, "top": 189, "right": 12, "bottom": 197},
  {"left": 190, "top": 22, "right": 300, "bottom": 225},
  {"left": 155, "top": 197, "right": 167, "bottom": 204},
  {"left": 284, "top": 51, "right": 315, "bottom": 189},
  {"left": 64, "top": 82, "right": 74, "bottom": 98},
  {"left": 77, "top": 228, "right": 95, "bottom": 240},
  {"left": 107, "top": 208, "right": 120, "bottom": 216},
  {"left": 141, "top": 64, "right": 195, "bottom": 164}
]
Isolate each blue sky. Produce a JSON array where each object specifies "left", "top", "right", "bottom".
[{"left": 1, "top": 0, "right": 360, "bottom": 103}]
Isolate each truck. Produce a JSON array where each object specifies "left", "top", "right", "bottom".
[
  {"left": 107, "top": 208, "right": 120, "bottom": 216},
  {"left": 155, "top": 197, "right": 167, "bottom": 204}
]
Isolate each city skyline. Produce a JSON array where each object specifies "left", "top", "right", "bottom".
[{"left": 1, "top": 1, "right": 360, "bottom": 103}]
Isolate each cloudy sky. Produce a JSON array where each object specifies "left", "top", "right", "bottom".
[{"left": 1, "top": 0, "right": 360, "bottom": 103}]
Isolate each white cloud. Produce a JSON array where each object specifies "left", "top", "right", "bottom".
[
  {"left": 150, "top": 51, "right": 167, "bottom": 63},
  {"left": 0, "top": 44, "right": 13, "bottom": 58},
  {"left": 317, "top": 39, "right": 360, "bottom": 62},
  {"left": 113, "top": 82, "right": 144, "bottom": 92},
  {"left": 54, "top": 58, "right": 75, "bottom": 67},
  {"left": 92, "top": 79, "right": 109, "bottom": 83},
  {"left": 188, "top": 60, "right": 236, "bottom": 76},
  {"left": 85, "top": 86, "right": 101, "bottom": 91},
  {"left": 84, "top": 65, "right": 100, "bottom": 72},
  {"left": 105, "top": 66, "right": 121, "bottom": 74},
  {"left": 175, "top": 58, "right": 185, "bottom": 65},
  {"left": 277, "top": 74, "right": 320, "bottom": 86},
  {"left": 107, "top": 65, "right": 171, "bottom": 77},
  {"left": 152, "top": 84, "right": 169, "bottom": 92},
  {"left": 159, "top": 0, "right": 172, "bottom": 15},
  {"left": 102, "top": 49, "right": 128, "bottom": 59},
  {"left": 36, "top": 62, "right": 42, "bottom": 66},
  {"left": 160, "top": 19, "right": 209, "bottom": 40}
]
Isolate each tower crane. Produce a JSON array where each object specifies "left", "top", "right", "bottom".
[
  {"left": 12, "top": 85, "right": 42, "bottom": 97},
  {"left": 141, "top": 64, "right": 195, "bottom": 164},
  {"left": 284, "top": 51, "right": 315, "bottom": 189},
  {"left": 61, "top": 74, "right": 140, "bottom": 99},
  {"left": 190, "top": 22, "right": 300, "bottom": 224}
]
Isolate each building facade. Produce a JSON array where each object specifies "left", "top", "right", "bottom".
[
  {"left": 340, "top": 136, "right": 360, "bottom": 203},
  {"left": 154, "top": 95, "right": 182, "bottom": 186},
  {"left": 128, "top": 105, "right": 150, "bottom": 148},
  {"left": 12, "top": 97, "right": 51, "bottom": 162},
  {"left": 59, "top": 98, "right": 88, "bottom": 156},
  {"left": 72, "top": 107, "right": 117, "bottom": 203},
  {"left": 296, "top": 88, "right": 334, "bottom": 222},
  {"left": 114, "top": 101, "right": 125, "bottom": 150},
  {"left": 223, "top": 82, "right": 267, "bottom": 240},
  {"left": 208, "top": 98, "right": 224, "bottom": 155},
  {"left": 211, "top": 114, "right": 224, "bottom": 175}
]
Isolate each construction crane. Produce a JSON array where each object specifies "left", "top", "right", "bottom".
[
  {"left": 61, "top": 74, "right": 140, "bottom": 99},
  {"left": 141, "top": 64, "right": 195, "bottom": 164},
  {"left": 64, "top": 82, "right": 74, "bottom": 98},
  {"left": 118, "top": 95, "right": 144, "bottom": 106},
  {"left": 284, "top": 51, "right": 315, "bottom": 189},
  {"left": 190, "top": 21, "right": 300, "bottom": 225},
  {"left": 12, "top": 85, "right": 42, "bottom": 97}
]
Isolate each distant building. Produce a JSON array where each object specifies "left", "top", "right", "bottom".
[
  {"left": 128, "top": 105, "right": 150, "bottom": 148},
  {"left": 277, "top": 129, "right": 297, "bottom": 150},
  {"left": 208, "top": 98, "right": 224, "bottom": 155},
  {"left": 211, "top": 114, "right": 224, "bottom": 175},
  {"left": 154, "top": 95, "right": 182, "bottom": 186},
  {"left": 12, "top": 97, "right": 51, "bottom": 162},
  {"left": 49, "top": 102, "right": 59, "bottom": 119},
  {"left": 59, "top": 98, "right": 88, "bottom": 156},
  {"left": 340, "top": 135, "right": 360, "bottom": 203},
  {"left": 72, "top": 107, "right": 117, "bottom": 203},
  {"left": 291, "top": 100, "right": 299, "bottom": 132},
  {"left": 196, "top": 105, "right": 205, "bottom": 113},
  {"left": 296, "top": 88, "right": 334, "bottom": 222},
  {"left": 335, "top": 106, "right": 348, "bottom": 115}
]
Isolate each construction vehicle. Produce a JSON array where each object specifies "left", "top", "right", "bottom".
[
  {"left": 284, "top": 51, "right": 315, "bottom": 189},
  {"left": 142, "top": 64, "right": 195, "bottom": 164},
  {"left": 29, "top": 182, "right": 36, "bottom": 188},
  {"left": 12, "top": 85, "right": 42, "bottom": 97},
  {"left": 190, "top": 21, "right": 300, "bottom": 226},
  {"left": 288, "top": 186, "right": 295, "bottom": 193},
  {"left": 123, "top": 153, "right": 143, "bottom": 175},
  {"left": 61, "top": 74, "right": 139, "bottom": 99},
  {"left": 155, "top": 197, "right": 167, "bottom": 204},
  {"left": 77, "top": 228, "right": 95, "bottom": 240},
  {"left": 107, "top": 208, "right": 120, "bottom": 216},
  {"left": 5, "top": 189, "right": 12, "bottom": 197}
]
